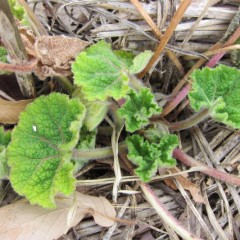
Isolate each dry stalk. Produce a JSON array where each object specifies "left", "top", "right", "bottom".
[{"left": 0, "top": 0, "right": 35, "bottom": 98}]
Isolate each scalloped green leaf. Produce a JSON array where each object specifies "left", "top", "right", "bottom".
[
  {"left": 118, "top": 88, "right": 162, "bottom": 132},
  {"left": 129, "top": 50, "right": 153, "bottom": 74},
  {"left": 0, "top": 127, "right": 11, "bottom": 179},
  {"left": 7, "top": 93, "right": 86, "bottom": 208},
  {"left": 127, "top": 134, "right": 178, "bottom": 182},
  {"left": 72, "top": 41, "right": 131, "bottom": 101},
  {"left": 188, "top": 65, "right": 240, "bottom": 128}
]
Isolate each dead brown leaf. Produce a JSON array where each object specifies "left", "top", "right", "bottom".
[
  {"left": 0, "top": 192, "right": 116, "bottom": 240},
  {"left": 17, "top": 27, "right": 90, "bottom": 80},
  {"left": 0, "top": 98, "right": 32, "bottom": 124},
  {"left": 164, "top": 167, "right": 205, "bottom": 203}
]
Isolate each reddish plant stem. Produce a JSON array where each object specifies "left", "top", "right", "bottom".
[
  {"left": 161, "top": 84, "right": 191, "bottom": 117},
  {"left": 0, "top": 58, "right": 37, "bottom": 72},
  {"left": 207, "top": 26, "right": 240, "bottom": 68},
  {"left": 173, "top": 148, "right": 240, "bottom": 186}
]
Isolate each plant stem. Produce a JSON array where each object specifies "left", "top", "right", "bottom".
[
  {"left": 129, "top": 74, "right": 145, "bottom": 91},
  {"left": 140, "top": 182, "right": 202, "bottom": 240},
  {"left": 161, "top": 84, "right": 191, "bottom": 117},
  {"left": 53, "top": 76, "right": 74, "bottom": 94},
  {"left": 173, "top": 148, "right": 240, "bottom": 186},
  {"left": 206, "top": 27, "right": 240, "bottom": 68},
  {"left": 72, "top": 142, "right": 127, "bottom": 160},
  {"left": 169, "top": 108, "right": 210, "bottom": 131}
]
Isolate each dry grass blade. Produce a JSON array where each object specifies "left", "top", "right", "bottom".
[
  {"left": 203, "top": 186, "right": 229, "bottom": 240},
  {"left": 173, "top": 179, "right": 212, "bottom": 239},
  {"left": 18, "top": 0, "right": 48, "bottom": 36},
  {"left": 181, "top": 0, "right": 220, "bottom": 45},
  {"left": 140, "top": 182, "right": 202, "bottom": 240},
  {"left": 138, "top": 0, "right": 193, "bottom": 78},
  {"left": 130, "top": 0, "right": 184, "bottom": 74}
]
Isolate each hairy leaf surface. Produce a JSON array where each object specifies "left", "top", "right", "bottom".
[
  {"left": 129, "top": 50, "right": 153, "bottom": 74},
  {"left": 72, "top": 41, "right": 131, "bottom": 101},
  {"left": 114, "top": 50, "right": 134, "bottom": 68},
  {"left": 127, "top": 134, "right": 178, "bottom": 182},
  {"left": 7, "top": 93, "right": 86, "bottom": 208},
  {"left": 188, "top": 65, "right": 240, "bottom": 128},
  {"left": 118, "top": 88, "right": 161, "bottom": 132}
]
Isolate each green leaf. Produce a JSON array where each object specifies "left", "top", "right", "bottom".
[
  {"left": 72, "top": 41, "right": 131, "bottom": 101},
  {"left": 114, "top": 50, "right": 134, "bottom": 68},
  {"left": 0, "top": 47, "right": 10, "bottom": 75},
  {"left": 8, "top": 0, "right": 25, "bottom": 20},
  {"left": 7, "top": 93, "right": 86, "bottom": 208},
  {"left": 0, "top": 127, "right": 11, "bottom": 179},
  {"left": 188, "top": 65, "right": 240, "bottom": 128},
  {"left": 0, "top": 47, "right": 8, "bottom": 63},
  {"left": 129, "top": 50, "right": 153, "bottom": 74},
  {"left": 118, "top": 88, "right": 162, "bottom": 132},
  {"left": 127, "top": 134, "right": 178, "bottom": 182},
  {"left": 8, "top": 0, "right": 29, "bottom": 25},
  {"left": 72, "top": 87, "right": 109, "bottom": 131},
  {"left": 84, "top": 101, "right": 109, "bottom": 131}
]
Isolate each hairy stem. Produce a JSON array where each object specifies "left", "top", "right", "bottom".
[
  {"left": 169, "top": 108, "right": 210, "bottom": 131},
  {"left": 173, "top": 148, "right": 240, "bottom": 186},
  {"left": 72, "top": 142, "right": 127, "bottom": 160},
  {"left": 161, "top": 84, "right": 191, "bottom": 117}
]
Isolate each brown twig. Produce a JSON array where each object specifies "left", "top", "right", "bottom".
[
  {"left": 138, "top": 0, "right": 193, "bottom": 78},
  {"left": 130, "top": 0, "right": 185, "bottom": 75},
  {"left": 0, "top": 59, "right": 37, "bottom": 72}
]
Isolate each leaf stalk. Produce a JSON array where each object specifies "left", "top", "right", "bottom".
[
  {"left": 72, "top": 142, "right": 127, "bottom": 161},
  {"left": 169, "top": 108, "right": 210, "bottom": 131}
]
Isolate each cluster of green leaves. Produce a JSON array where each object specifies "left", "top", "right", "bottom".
[
  {"left": 127, "top": 134, "right": 178, "bottom": 181},
  {"left": 3, "top": 41, "right": 167, "bottom": 208},
  {"left": 189, "top": 65, "right": 240, "bottom": 128},
  {"left": 72, "top": 41, "right": 176, "bottom": 182}
]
